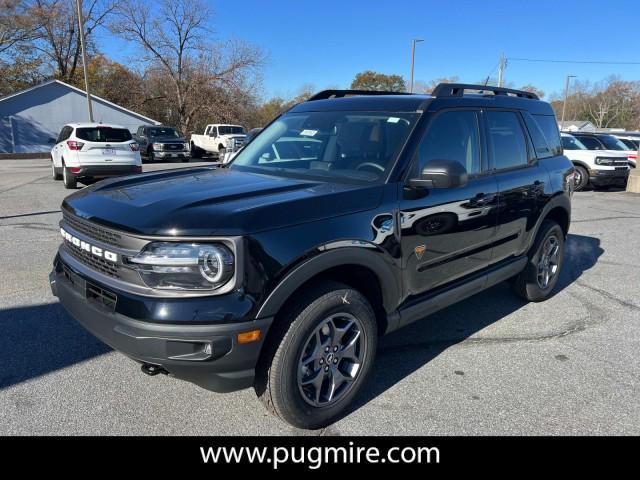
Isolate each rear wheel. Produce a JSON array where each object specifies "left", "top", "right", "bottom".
[
  {"left": 573, "top": 165, "right": 589, "bottom": 191},
  {"left": 512, "top": 220, "right": 565, "bottom": 302},
  {"left": 51, "top": 160, "right": 62, "bottom": 180},
  {"left": 62, "top": 165, "right": 77, "bottom": 189},
  {"left": 255, "top": 282, "right": 377, "bottom": 429}
]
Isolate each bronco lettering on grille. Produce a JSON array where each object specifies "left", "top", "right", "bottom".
[{"left": 60, "top": 227, "right": 118, "bottom": 262}]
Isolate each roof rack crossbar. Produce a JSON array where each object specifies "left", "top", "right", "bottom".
[
  {"left": 431, "top": 83, "right": 539, "bottom": 100},
  {"left": 306, "top": 89, "right": 411, "bottom": 102}
]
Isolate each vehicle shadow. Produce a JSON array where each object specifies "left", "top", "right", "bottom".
[
  {"left": 347, "top": 233, "right": 603, "bottom": 420},
  {"left": 0, "top": 302, "right": 111, "bottom": 390}
]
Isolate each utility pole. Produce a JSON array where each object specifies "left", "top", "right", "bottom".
[
  {"left": 410, "top": 38, "right": 424, "bottom": 93},
  {"left": 561, "top": 75, "right": 577, "bottom": 128},
  {"left": 75, "top": 0, "right": 94, "bottom": 122},
  {"left": 497, "top": 53, "right": 507, "bottom": 87}
]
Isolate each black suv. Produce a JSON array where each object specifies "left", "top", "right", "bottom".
[
  {"left": 50, "top": 84, "right": 573, "bottom": 429},
  {"left": 133, "top": 125, "right": 190, "bottom": 163}
]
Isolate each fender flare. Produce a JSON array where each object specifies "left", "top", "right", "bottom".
[
  {"left": 525, "top": 193, "right": 571, "bottom": 252},
  {"left": 255, "top": 247, "right": 401, "bottom": 319},
  {"left": 570, "top": 159, "right": 591, "bottom": 171}
]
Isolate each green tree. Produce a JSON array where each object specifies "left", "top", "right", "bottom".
[{"left": 350, "top": 70, "right": 406, "bottom": 92}]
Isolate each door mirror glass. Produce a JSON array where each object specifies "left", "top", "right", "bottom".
[{"left": 408, "top": 159, "right": 468, "bottom": 189}]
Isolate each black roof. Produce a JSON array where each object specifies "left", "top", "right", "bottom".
[{"left": 289, "top": 84, "right": 555, "bottom": 116}]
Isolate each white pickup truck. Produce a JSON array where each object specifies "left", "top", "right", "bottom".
[{"left": 190, "top": 124, "right": 246, "bottom": 159}]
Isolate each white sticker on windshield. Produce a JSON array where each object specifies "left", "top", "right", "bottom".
[
  {"left": 300, "top": 129, "right": 318, "bottom": 137},
  {"left": 387, "top": 117, "right": 401, "bottom": 123}
]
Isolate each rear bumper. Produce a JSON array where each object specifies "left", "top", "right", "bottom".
[
  {"left": 589, "top": 168, "right": 629, "bottom": 186},
  {"left": 50, "top": 256, "right": 272, "bottom": 393},
  {"left": 73, "top": 165, "right": 141, "bottom": 179}
]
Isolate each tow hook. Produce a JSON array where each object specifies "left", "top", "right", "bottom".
[{"left": 141, "top": 363, "right": 168, "bottom": 376}]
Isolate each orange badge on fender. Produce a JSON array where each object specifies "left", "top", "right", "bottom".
[{"left": 414, "top": 245, "right": 426, "bottom": 260}]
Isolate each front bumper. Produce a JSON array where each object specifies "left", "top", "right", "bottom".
[
  {"left": 50, "top": 256, "right": 272, "bottom": 393},
  {"left": 153, "top": 151, "right": 190, "bottom": 159},
  {"left": 589, "top": 168, "right": 629, "bottom": 187}
]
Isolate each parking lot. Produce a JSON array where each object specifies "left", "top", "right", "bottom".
[{"left": 0, "top": 157, "right": 639, "bottom": 435}]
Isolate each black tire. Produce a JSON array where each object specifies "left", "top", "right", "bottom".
[
  {"left": 181, "top": 158, "right": 190, "bottom": 163},
  {"left": 218, "top": 147, "right": 226, "bottom": 161},
  {"left": 573, "top": 165, "right": 588, "bottom": 191},
  {"left": 255, "top": 282, "right": 378, "bottom": 429},
  {"left": 148, "top": 150, "right": 155, "bottom": 163},
  {"left": 51, "top": 160, "right": 62, "bottom": 180},
  {"left": 62, "top": 166, "right": 77, "bottom": 189},
  {"left": 191, "top": 143, "right": 202, "bottom": 159},
  {"left": 512, "top": 220, "right": 565, "bottom": 302}
]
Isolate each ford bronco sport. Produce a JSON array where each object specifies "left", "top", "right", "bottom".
[{"left": 50, "top": 84, "right": 574, "bottom": 429}]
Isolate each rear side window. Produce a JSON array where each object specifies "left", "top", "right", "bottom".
[
  {"left": 523, "top": 113, "right": 552, "bottom": 158},
  {"left": 75, "top": 127, "right": 132, "bottom": 143},
  {"left": 532, "top": 114, "right": 562, "bottom": 156},
  {"left": 418, "top": 110, "right": 481, "bottom": 175},
  {"left": 485, "top": 111, "right": 528, "bottom": 170},
  {"left": 576, "top": 136, "right": 604, "bottom": 150}
]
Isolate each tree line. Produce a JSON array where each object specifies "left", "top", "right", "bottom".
[{"left": 2, "top": 0, "right": 639, "bottom": 132}]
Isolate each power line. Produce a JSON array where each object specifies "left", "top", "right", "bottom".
[{"left": 509, "top": 57, "right": 640, "bottom": 65}]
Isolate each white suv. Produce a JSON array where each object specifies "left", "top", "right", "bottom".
[
  {"left": 561, "top": 132, "right": 629, "bottom": 191},
  {"left": 51, "top": 123, "right": 142, "bottom": 189}
]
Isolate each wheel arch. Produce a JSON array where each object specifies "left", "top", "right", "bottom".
[
  {"left": 256, "top": 247, "right": 401, "bottom": 334},
  {"left": 526, "top": 193, "right": 571, "bottom": 252}
]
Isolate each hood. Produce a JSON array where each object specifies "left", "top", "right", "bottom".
[
  {"left": 62, "top": 167, "right": 383, "bottom": 236},
  {"left": 564, "top": 149, "right": 629, "bottom": 160}
]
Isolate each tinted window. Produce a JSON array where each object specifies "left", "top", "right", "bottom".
[
  {"left": 231, "top": 111, "right": 419, "bottom": 183},
  {"left": 218, "top": 126, "right": 245, "bottom": 135},
  {"left": 619, "top": 138, "right": 639, "bottom": 149},
  {"left": 576, "top": 136, "right": 604, "bottom": 150},
  {"left": 147, "top": 127, "right": 180, "bottom": 138},
  {"left": 598, "top": 135, "right": 629, "bottom": 150},
  {"left": 562, "top": 135, "right": 587, "bottom": 150},
  {"left": 419, "top": 110, "right": 481, "bottom": 175},
  {"left": 532, "top": 114, "right": 562, "bottom": 156},
  {"left": 75, "top": 127, "right": 133, "bottom": 143},
  {"left": 523, "top": 113, "right": 552, "bottom": 158},
  {"left": 57, "top": 126, "right": 71, "bottom": 143},
  {"left": 486, "top": 111, "right": 528, "bottom": 169}
]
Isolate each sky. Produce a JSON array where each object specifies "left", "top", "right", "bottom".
[{"left": 95, "top": 0, "right": 640, "bottom": 101}]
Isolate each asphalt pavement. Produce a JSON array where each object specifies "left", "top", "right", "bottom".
[{"left": 1, "top": 158, "right": 639, "bottom": 435}]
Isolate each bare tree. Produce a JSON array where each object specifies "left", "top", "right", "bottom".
[
  {"left": 29, "top": 0, "right": 118, "bottom": 81},
  {"left": 112, "top": 0, "right": 263, "bottom": 133},
  {"left": 0, "top": 0, "right": 37, "bottom": 55}
]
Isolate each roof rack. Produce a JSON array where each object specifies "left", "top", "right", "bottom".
[
  {"left": 431, "top": 83, "right": 539, "bottom": 100},
  {"left": 306, "top": 89, "right": 411, "bottom": 102}
]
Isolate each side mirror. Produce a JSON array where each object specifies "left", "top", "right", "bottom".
[
  {"left": 209, "top": 131, "right": 216, "bottom": 138},
  {"left": 408, "top": 159, "right": 468, "bottom": 189}
]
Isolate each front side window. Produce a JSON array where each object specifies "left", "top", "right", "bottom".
[
  {"left": 231, "top": 111, "right": 419, "bottom": 183},
  {"left": 418, "top": 110, "right": 481, "bottom": 175},
  {"left": 75, "top": 127, "right": 133, "bottom": 143},
  {"left": 486, "top": 111, "right": 528, "bottom": 170},
  {"left": 599, "top": 135, "right": 630, "bottom": 150}
]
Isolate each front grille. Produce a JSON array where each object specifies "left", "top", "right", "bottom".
[
  {"left": 64, "top": 241, "right": 121, "bottom": 278},
  {"left": 62, "top": 263, "right": 117, "bottom": 311},
  {"left": 63, "top": 211, "right": 122, "bottom": 247},
  {"left": 599, "top": 157, "right": 630, "bottom": 166},
  {"left": 233, "top": 138, "right": 243, "bottom": 150},
  {"left": 163, "top": 143, "right": 184, "bottom": 151}
]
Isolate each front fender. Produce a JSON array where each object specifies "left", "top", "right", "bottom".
[{"left": 255, "top": 245, "right": 402, "bottom": 319}]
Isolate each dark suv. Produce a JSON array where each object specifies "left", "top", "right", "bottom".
[{"left": 50, "top": 84, "right": 573, "bottom": 429}]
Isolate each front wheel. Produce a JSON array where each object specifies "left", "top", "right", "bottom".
[
  {"left": 190, "top": 143, "right": 202, "bottom": 159},
  {"left": 255, "top": 282, "right": 377, "bottom": 429},
  {"left": 512, "top": 219, "right": 565, "bottom": 302},
  {"left": 573, "top": 165, "right": 589, "bottom": 191}
]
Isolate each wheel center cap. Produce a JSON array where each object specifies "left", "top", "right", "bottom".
[{"left": 326, "top": 353, "right": 334, "bottom": 363}]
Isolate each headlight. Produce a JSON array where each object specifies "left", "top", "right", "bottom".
[
  {"left": 183, "top": 143, "right": 189, "bottom": 151},
  {"left": 152, "top": 143, "right": 163, "bottom": 151},
  {"left": 128, "top": 242, "right": 234, "bottom": 291},
  {"left": 595, "top": 157, "right": 613, "bottom": 166}
]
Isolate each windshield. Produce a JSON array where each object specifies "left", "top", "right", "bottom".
[
  {"left": 218, "top": 126, "right": 245, "bottom": 135},
  {"left": 600, "top": 135, "right": 631, "bottom": 150},
  {"left": 562, "top": 135, "right": 587, "bottom": 150},
  {"left": 230, "top": 111, "right": 419, "bottom": 183},
  {"left": 76, "top": 127, "right": 132, "bottom": 143},
  {"left": 147, "top": 127, "right": 180, "bottom": 138}
]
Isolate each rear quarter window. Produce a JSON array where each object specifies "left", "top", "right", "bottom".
[
  {"left": 532, "top": 114, "right": 562, "bottom": 156},
  {"left": 75, "top": 127, "right": 133, "bottom": 143}
]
